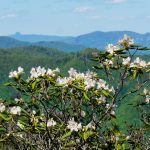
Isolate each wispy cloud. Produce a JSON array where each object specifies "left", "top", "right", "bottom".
[
  {"left": 109, "top": 0, "right": 126, "bottom": 4},
  {"left": 74, "top": 6, "right": 95, "bottom": 13},
  {"left": 0, "top": 13, "right": 17, "bottom": 20}
]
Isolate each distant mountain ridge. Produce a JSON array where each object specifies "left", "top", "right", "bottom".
[
  {"left": 10, "top": 31, "right": 150, "bottom": 50},
  {"left": 0, "top": 31, "right": 149, "bottom": 53},
  {"left": 11, "top": 32, "right": 75, "bottom": 43},
  {"left": 0, "top": 36, "right": 85, "bottom": 52}
]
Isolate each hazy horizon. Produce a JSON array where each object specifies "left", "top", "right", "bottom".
[{"left": 1, "top": 30, "right": 150, "bottom": 37}]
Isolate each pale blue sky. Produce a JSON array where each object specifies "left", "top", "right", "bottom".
[{"left": 0, "top": 0, "right": 149, "bottom": 36}]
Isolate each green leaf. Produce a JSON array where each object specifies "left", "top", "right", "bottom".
[
  {"left": 90, "top": 58, "right": 99, "bottom": 61},
  {"left": 31, "top": 81, "right": 37, "bottom": 90},
  {"left": 93, "top": 65, "right": 103, "bottom": 69},
  {"left": 0, "top": 138, "right": 7, "bottom": 142},
  {"left": 101, "top": 90, "right": 110, "bottom": 97},
  {"left": 84, "top": 92, "right": 90, "bottom": 101},
  {"left": 132, "top": 70, "right": 138, "bottom": 79},
  {"left": 4, "top": 82, "right": 16, "bottom": 87},
  {"left": 61, "top": 131, "right": 72, "bottom": 140},
  {"left": 138, "top": 47, "right": 150, "bottom": 51},
  {"left": 0, "top": 113, "right": 11, "bottom": 121},
  {"left": 64, "top": 141, "right": 76, "bottom": 147},
  {"left": 146, "top": 69, "right": 150, "bottom": 73},
  {"left": 83, "top": 131, "right": 94, "bottom": 140},
  {"left": 129, "top": 44, "right": 142, "bottom": 48},
  {"left": 0, "top": 127, "right": 6, "bottom": 132}
]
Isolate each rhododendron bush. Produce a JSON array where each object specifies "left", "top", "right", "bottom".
[{"left": 0, "top": 35, "right": 150, "bottom": 149}]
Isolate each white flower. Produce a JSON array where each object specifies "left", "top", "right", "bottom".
[
  {"left": 9, "top": 67, "right": 24, "bottom": 78},
  {"left": 47, "top": 67, "right": 60, "bottom": 77},
  {"left": 47, "top": 118, "right": 56, "bottom": 127},
  {"left": 85, "top": 70, "right": 97, "bottom": 78},
  {"left": 0, "top": 103, "right": 5, "bottom": 112},
  {"left": 30, "top": 66, "right": 46, "bottom": 78},
  {"left": 54, "top": 67, "right": 60, "bottom": 73},
  {"left": 118, "top": 34, "right": 134, "bottom": 46},
  {"left": 17, "top": 122, "right": 24, "bottom": 129},
  {"left": 18, "top": 67, "right": 24, "bottom": 74},
  {"left": 130, "top": 57, "right": 147, "bottom": 68},
  {"left": 84, "top": 79, "right": 96, "bottom": 90},
  {"left": 67, "top": 118, "right": 82, "bottom": 132},
  {"left": 13, "top": 133, "right": 23, "bottom": 138},
  {"left": 126, "top": 135, "right": 131, "bottom": 140},
  {"left": 102, "top": 59, "right": 114, "bottom": 66},
  {"left": 81, "top": 110, "right": 86, "bottom": 117},
  {"left": 68, "top": 68, "right": 77, "bottom": 77},
  {"left": 15, "top": 98, "right": 23, "bottom": 103},
  {"left": 110, "top": 110, "right": 115, "bottom": 116},
  {"left": 56, "top": 77, "right": 71, "bottom": 86},
  {"left": 143, "top": 88, "right": 149, "bottom": 95},
  {"left": 32, "top": 110, "right": 36, "bottom": 115},
  {"left": 75, "top": 73, "right": 85, "bottom": 79},
  {"left": 106, "top": 103, "right": 110, "bottom": 109},
  {"left": 97, "top": 79, "right": 106, "bottom": 89},
  {"left": 109, "top": 86, "right": 115, "bottom": 93},
  {"left": 96, "top": 95, "right": 106, "bottom": 104},
  {"left": 84, "top": 122, "right": 95, "bottom": 130},
  {"left": 122, "top": 57, "right": 131, "bottom": 66},
  {"left": 134, "top": 57, "right": 146, "bottom": 67},
  {"left": 46, "top": 69, "right": 54, "bottom": 76},
  {"left": 106, "top": 44, "right": 119, "bottom": 54},
  {"left": 145, "top": 95, "right": 150, "bottom": 104},
  {"left": 9, "top": 106, "right": 21, "bottom": 115}
]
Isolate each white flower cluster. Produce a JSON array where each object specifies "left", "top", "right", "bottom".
[
  {"left": 84, "top": 78, "right": 96, "bottom": 90},
  {"left": 106, "top": 44, "right": 120, "bottom": 55},
  {"left": 122, "top": 57, "right": 150, "bottom": 69},
  {"left": 96, "top": 95, "right": 106, "bottom": 104},
  {"left": 105, "top": 35, "right": 134, "bottom": 56},
  {"left": 9, "top": 66, "right": 24, "bottom": 78},
  {"left": 118, "top": 34, "right": 134, "bottom": 46},
  {"left": 97, "top": 79, "right": 115, "bottom": 93},
  {"left": 67, "top": 118, "right": 82, "bottom": 132},
  {"left": 143, "top": 88, "right": 150, "bottom": 104},
  {"left": 0, "top": 103, "right": 5, "bottom": 112},
  {"left": 57, "top": 68, "right": 114, "bottom": 93},
  {"left": 102, "top": 59, "right": 114, "bottom": 66},
  {"left": 68, "top": 68, "right": 97, "bottom": 79},
  {"left": 56, "top": 77, "right": 72, "bottom": 86},
  {"left": 30, "top": 66, "right": 60, "bottom": 79},
  {"left": 122, "top": 57, "right": 131, "bottom": 66},
  {"left": 130, "top": 57, "right": 149, "bottom": 68},
  {"left": 47, "top": 118, "right": 57, "bottom": 127},
  {"left": 9, "top": 106, "right": 21, "bottom": 115}
]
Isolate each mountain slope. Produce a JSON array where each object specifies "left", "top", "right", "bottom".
[
  {"left": 74, "top": 31, "right": 145, "bottom": 49},
  {"left": 33, "top": 41, "right": 85, "bottom": 52},
  {"left": 10, "top": 31, "right": 150, "bottom": 51},
  {"left": 0, "top": 36, "right": 85, "bottom": 52},
  {"left": 0, "top": 36, "right": 29, "bottom": 48}
]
